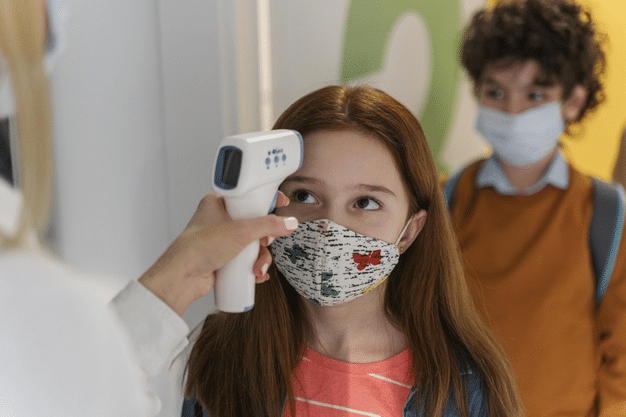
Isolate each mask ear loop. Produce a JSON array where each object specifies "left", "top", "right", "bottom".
[{"left": 394, "top": 215, "right": 414, "bottom": 251}]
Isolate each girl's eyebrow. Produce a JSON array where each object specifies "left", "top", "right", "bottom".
[
  {"left": 281, "top": 175, "right": 322, "bottom": 186},
  {"left": 282, "top": 175, "right": 396, "bottom": 197},
  {"left": 356, "top": 184, "right": 397, "bottom": 197}
]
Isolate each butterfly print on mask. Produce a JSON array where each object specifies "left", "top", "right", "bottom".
[
  {"left": 352, "top": 250, "right": 382, "bottom": 270},
  {"left": 320, "top": 272, "right": 339, "bottom": 298},
  {"left": 285, "top": 244, "right": 309, "bottom": 264}
]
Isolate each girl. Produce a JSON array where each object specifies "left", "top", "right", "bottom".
[{"left": 180, "top": 85, "right": 522, "bottom": 416}]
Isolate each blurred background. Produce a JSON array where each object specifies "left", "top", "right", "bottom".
[{"left": 6, "top": 0, "right": 624, "bottom": 414}]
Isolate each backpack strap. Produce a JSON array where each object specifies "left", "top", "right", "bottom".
[
  {"left": 181, "top": 396, "right": 208, "bottom": 417},
  {"left": 443, "top": 167, "right": 466, "bottom": 209},
  {"left": 590, "top": 178, "right": 625, "bottom": 304},
  {"left": 444, "top": 169, "right": 625, "bottom": 305}
]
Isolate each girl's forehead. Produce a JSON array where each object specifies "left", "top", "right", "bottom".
[
  {"left": 295, "top": 130, "right": 407, "bottom": 193},
  {"left": 301, "top": 130, "right": 393, "bottom": 166}
]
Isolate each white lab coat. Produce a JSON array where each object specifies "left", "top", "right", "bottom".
[
  {"left": 0, "top": 178, "right": 153, "bottom": 416},
  {"left": 1, "top": 1, "right": 188, "bottom": 413},
  {"left": 110, "top": 280, "right": 190, "bottom": 416}
]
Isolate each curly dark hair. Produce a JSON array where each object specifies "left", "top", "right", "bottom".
[{"left": 460, "top": 0, "right": 606, "bottom": 122}]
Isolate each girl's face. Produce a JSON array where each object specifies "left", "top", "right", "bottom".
[{"left": 276, "top": 129, "right": 417, "bottom": 245}]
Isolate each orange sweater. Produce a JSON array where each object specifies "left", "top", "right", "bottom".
[{"left": 450, "top": 160, "right": 626, "bottom": 416}]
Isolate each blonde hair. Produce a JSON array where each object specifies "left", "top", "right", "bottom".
[{"left": 0, "top": 0, "right": 53, "bottom": 249}]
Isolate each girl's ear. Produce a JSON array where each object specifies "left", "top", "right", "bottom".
[
  {"left": 562, "top": 85, "right": 588, "bottom": 123},
  {"left": 397, "top": 210, "right": 427, "bottom": 253}
]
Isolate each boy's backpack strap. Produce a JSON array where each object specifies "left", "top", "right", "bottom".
[
  {"left": 443, "top": 167, "right": 466, "bottom": 209},
  {"left": 590, "top": 178, "right": 625, "bottom": 304},
  {"left": 443, "top": 170, "right": 625, "bottom": 305}
]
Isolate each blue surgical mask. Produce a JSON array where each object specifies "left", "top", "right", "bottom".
[{"left": 475, "top": 102, "right": 565, "bottom": 167}]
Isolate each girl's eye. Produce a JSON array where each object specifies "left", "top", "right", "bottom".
[
  {"left": 293, "top": 190, "right": 317, "bottom": 204},
  {"left": 529, "top": 90, "right": 545, "bottom": 101},
  {"left": 354, "top": 197, "right": 381, "bottom": 211}
]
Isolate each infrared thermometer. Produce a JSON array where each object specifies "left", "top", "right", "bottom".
[{"left": 212, "top": 129, "right": 303, "bottom": 312}]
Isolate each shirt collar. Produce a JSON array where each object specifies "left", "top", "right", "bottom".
[{"left": 476, "top": 151, "right": 569, "bottom": 195}]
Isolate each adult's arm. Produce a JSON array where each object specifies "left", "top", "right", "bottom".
[{"left": 110, "top": 192, "right": 297, "bottom": 379}]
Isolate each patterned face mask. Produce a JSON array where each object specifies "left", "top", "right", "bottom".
[{"left": 270, "top": 219, "right": 408, "bottom": 306}]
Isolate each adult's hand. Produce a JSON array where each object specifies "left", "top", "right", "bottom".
[{"left": 138, "top": 193, "right": 297, "bottom": 316}]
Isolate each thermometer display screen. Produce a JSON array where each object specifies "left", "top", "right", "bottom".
[{"left": 215, "top": 146, "right": 242, "bottom": 189}]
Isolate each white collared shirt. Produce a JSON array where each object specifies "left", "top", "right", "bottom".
[{"left": 476, "top": 151, "right": 570, "bottom": 196}]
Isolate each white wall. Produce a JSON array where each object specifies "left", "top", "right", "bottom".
[
  {"left": 156, "top": 0, "right": 230, "bottom": 330},
  {"left": 51, "top": 0, "right": 171, "bottom": 280},
  {"left": 50, "top": 0, "right": 227, "bottom": 294},
  {"left": 50, "top": 1, "right": 225, "bottom": 414},
  {"left": 157, "top": 0, "right": 225, "bottom": 239}
]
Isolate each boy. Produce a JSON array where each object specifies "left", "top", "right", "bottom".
[{"left": 448, "top": 0, "right": 626, "bottom": 415}]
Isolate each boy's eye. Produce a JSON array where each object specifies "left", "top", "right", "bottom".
[
  {"left": 293, "top": 190, "right": 317, "bottom": 204},
  {"left": 485, "top": 88, "right": 504, "bottom": 100},
  {"left": 529, "top": 90, "right": 545, "bottom": 101},
  {"left": 355, "top": 197, "right": 380, "bottom": 211}
]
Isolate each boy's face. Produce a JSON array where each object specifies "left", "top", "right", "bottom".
[{"left": 477, "top": 59, "right": 566, "bottom": 117}]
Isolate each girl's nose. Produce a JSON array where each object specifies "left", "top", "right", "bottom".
[{"left": 318, "top": 205, "right": 350, "bottom": 229}]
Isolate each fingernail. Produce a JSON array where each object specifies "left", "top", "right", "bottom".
[
  {"left": 266, "top": 236, "right": 275, "bottom": 245},
  {"left": 284, "top": 217, "right": 298, "bottom": 230},
  {"left": 261, "top": 263, "right": 270, "bottom": 275}
]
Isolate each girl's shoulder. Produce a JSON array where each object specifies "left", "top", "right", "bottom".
[{"left": 402, "top": 365, "right": 487, "bottom": 417}]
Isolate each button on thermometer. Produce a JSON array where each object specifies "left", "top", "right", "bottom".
[{"left": 212, "top": 129, "right": 303, "bottom": 312}]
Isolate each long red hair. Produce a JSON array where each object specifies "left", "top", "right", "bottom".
[{"left": 185, "top": 85, "right": 522, "bottom": 416}]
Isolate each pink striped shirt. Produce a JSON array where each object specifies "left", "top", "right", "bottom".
[{"left": 283, "top": 347, "right": 413, "bottom": 417}]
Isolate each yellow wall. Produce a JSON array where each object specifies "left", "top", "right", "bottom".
[{"left": 488, "top": 0, "right": 626, "bottom": 180}]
